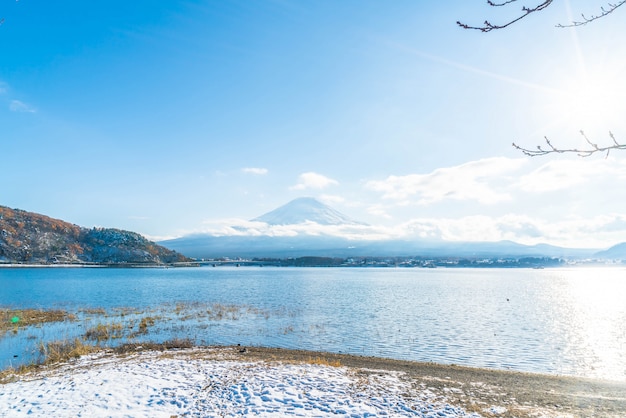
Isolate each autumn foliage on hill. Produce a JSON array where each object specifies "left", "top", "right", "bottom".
[{"left": 0, "top": 206, "right": 189, "bottom": 265}]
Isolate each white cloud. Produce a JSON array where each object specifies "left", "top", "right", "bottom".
[
  {"left": 290, "top": 172, "right": 339, "bottom": 191},
  {"left": 365, "top": 157, "right": 527, "bottom": 205},
  {"left": 242, "top": 167, "right": 268, "bottom": 175},
  {"left": 413, "top": 215, "right": 543, "bottom": 243},
  {"left": 10, "top": 100, "right": 37, "bottom": 113},
  {"left": 366, "top": 204, "right": 392, "bottom": 220},
  {"left": 0, "top": 83, "right": 7, "bottom": 95},
  {"left": 182, "top": 156, "right": 626, "bottom": 249},
  {"left": 517, "top": 158, "right": 626, "bottom": 192},
  {"left": 396, "top": 213, "right": 626, "bottom": 248},
  {"left": 189, "top": 210, "right": 626, "bottom": 249}
]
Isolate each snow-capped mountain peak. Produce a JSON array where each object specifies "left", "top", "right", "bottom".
[{"left": 251, "top": 197, "right": 365, "bottom": 226}]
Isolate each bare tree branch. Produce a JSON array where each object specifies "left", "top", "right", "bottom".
[
  {"left": 512, "top": 131, "right": 626, "bottom": 157},
  {"left": 457, "top": 0, "right": 553, "bottom": 32},
  {"left": 458, "top": 0, "right": 624, "bottom": 31},
  {"left": 488, "top": 0, "right": 520, "bottom": 7},
  {"left": 556, "top": 0, "right": 626, "bottom": 27}
]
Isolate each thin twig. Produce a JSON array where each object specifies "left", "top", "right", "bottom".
[
  {"left": 513, "top": 131, "right": 626, "bottom": 157},
  {"left": 556, "top": 1, "right": 626, "bottom": 27},
  {"left": 457, "top": 0, "right": 553, "bottom": 32},
  {"left": 458, "top": 0, "right": 623, "bottom": 31}
]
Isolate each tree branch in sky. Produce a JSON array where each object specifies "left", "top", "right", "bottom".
[
  {"left": 512, "top": 131, "right": 626, "bottom": 157},
  {"left": 556, "top": 1, "right": 626, "bottom": 27},
  {"left": 457, "top": 0, "right": 624, "bottom": 31},
  {"left": 457, "top": 0, "right": 554, "bottom": 32}
]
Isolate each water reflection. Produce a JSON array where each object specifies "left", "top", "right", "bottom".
[{"left": 555, "top": 269, "right": 626, "bottom": 381}]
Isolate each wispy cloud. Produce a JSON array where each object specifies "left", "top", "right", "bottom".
[
  {"left": 186, "top": 157, "right": 626, "bottom": 248},
  {"left": 366, "top": 204, "right": 392, "bottom": 220},
  {"left": 517, "top": 159, "right": 626, "bottom": 192},
  {"left": 242, "top": 167, "right": 268, "bottom": 175},
  {"left": 0, "top": 82, "right": 7, "bottom": 95},
  {"left": 10, "top": 99, "right": 37, "bottom": 113},
  {"left": 195, "top": 214, "right": 626, "bottom": 249},
  {"left": 195, "top": 211, "right": 626, "bottom": 248},
  {"left": 200, "top": 218, "right": 393, "bottom": 240},
  {"left": 401, "top": 213, "right": 626, "bottom": 248},
  {"left": 365, "top": 157, "right": 527, "bottom": 205},
  {"left": 290, "top": 172, "right": 339, "bottom": 191},
  {"left": 389, "top": 43, "right": 557, "bottom": 94}
]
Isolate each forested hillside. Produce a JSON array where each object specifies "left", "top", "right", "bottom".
[{"left": 0, "top": 206, "right": 189, "bottom": 265}]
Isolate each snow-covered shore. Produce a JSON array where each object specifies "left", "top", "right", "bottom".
[
  {"left": 0, "top": 348, "right": 489, "bottom": 417},
  {"left": 1, "top": 347, "right": 623, "bottom": 417}
]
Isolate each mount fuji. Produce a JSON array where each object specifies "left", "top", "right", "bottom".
[
  {"left": 158, "top": 198, "right": 596, "bottom": 260},
  {"left": 251, "top": 197, "right": 365, "bottom": 226}
]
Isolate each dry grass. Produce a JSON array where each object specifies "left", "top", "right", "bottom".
[
  {"left": 0, "top": 338, "right": 97, "bottom": 383},
  {"left": 39, "top": 338, "right": 97, "bottom": 365},
  {"left": 1, "top": 338, "right": 197, "bottom": 383},
  {"left": 171, "top": 302, "right": 273, "bottom": 322},
  {"left": 84, "top": 322, "right": 124, "bottom": 342},
  {"left": 113, "top": 338, "right": 195, "bottom": 354},
  {"left": 79, "top": 307, "right": 107, "bottom": 316},
  {"left": 305, "top": 356, "right": 342, "bottom": 367},
  {"left": 105, "top": 307, "right": 145, "bottom": 318},
  {"left": 206, "top": 303, "right": 242, "bottom": 320},
  {"left": 138, "top": 316, "right": 157, "bottom": 333},
  {"left": 0, "top": 308, "right": 75, "bottom": 335}
]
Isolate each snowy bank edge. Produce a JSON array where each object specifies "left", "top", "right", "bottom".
[{"left": 2, "top": 346, "right": 625, "bottom": 417}]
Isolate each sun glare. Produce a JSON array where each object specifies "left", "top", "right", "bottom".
[
  {"left": 548, "top": 63, "right": 626, "bottom": 134},
  {"left": 561, "top": 269, "right": 626, "bottom": 381}
]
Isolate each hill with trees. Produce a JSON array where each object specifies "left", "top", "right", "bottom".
[{"left": 0, "top": 206, "right": 190, "bottom": 265}]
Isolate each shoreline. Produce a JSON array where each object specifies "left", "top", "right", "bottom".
[
  {"left": 247, "top": 346, "right": 626, "bottom": 415},
  {"left": 2, "top": 262, "right": 624, "bottom": 269},
  {"left": 0, "top": 262, "right": 197, "bottom": 268},
  {"left": 2, "top": 345, "right": 625, "bottom": 417}
]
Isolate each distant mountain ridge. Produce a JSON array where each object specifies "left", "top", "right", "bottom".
[
  {"left": 595, "top": 242, "right": 626, "bottom": 260},
  {"left": 159, "top": 198, "right": 602, "bottom": 260},
  {"left": 159, "top": 233, "right": 596, "bottom": 260},
  {"left": 252, "top": 197, "right": 366, "bottom": 226},
  {"left": 0, "top": 206, "right": 190, "bottom": 265}
]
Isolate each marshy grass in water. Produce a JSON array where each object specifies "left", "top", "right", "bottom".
[
  {"left": 1, "top": 308, "right": 76, "bottom": 337},
  {"left": 169, "top": 301, "right": 273, "bottom": 322},
  {"left": 78, "top": 307, "right": 107, "bottom": 316},
  {"left": 137, "top": 316, "right": 157, "bottom": 334},
  {"left": 1, "top": 301, "right": 299, "bottom": 372},
  {"left": 84, "top": 322, "right": 125, "bottom": 342},
  {"left": 38, "top": 338, "right": 98, "bottom": 365},
  {"left": 0, "top": 337, "right": 198, "bottom": 384}
]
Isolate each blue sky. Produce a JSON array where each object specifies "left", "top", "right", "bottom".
[{"left": 2, "top": 1, "right": 626, "bottom": 248}]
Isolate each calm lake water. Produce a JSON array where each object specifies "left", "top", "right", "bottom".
[{"left": 1, "top": 266, "right": 625, "bottom": 381}]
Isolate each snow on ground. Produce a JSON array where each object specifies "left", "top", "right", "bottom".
[{"left": 0, "top": 348, "right": 485, "bottom": 417}]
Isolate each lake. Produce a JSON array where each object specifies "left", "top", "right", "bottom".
[{"left": 1, "top": 266, "right": 625, "bottom": 381}]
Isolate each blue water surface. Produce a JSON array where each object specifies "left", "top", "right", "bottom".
[{"left": 1, "top": 266, "right": 625, "bottom": 381}]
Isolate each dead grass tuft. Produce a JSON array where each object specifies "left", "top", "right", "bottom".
[
  {"left": 39, "top": 338, "right": 97, "bottom": 365},
  {"left": 79, "top": 307, "right": 107, "bottom": 316},
  {"left": 84, "top": 322, "right": 124, "bottom": 342},
  {"left": 138, "top": 316, "right": 157, "bottom": 334},
  {"left": 113, "top": 338, "right": 195, "bottom": 354},
  {"left": 305, "top": 356, "right": 342, "bottom": 367}
]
